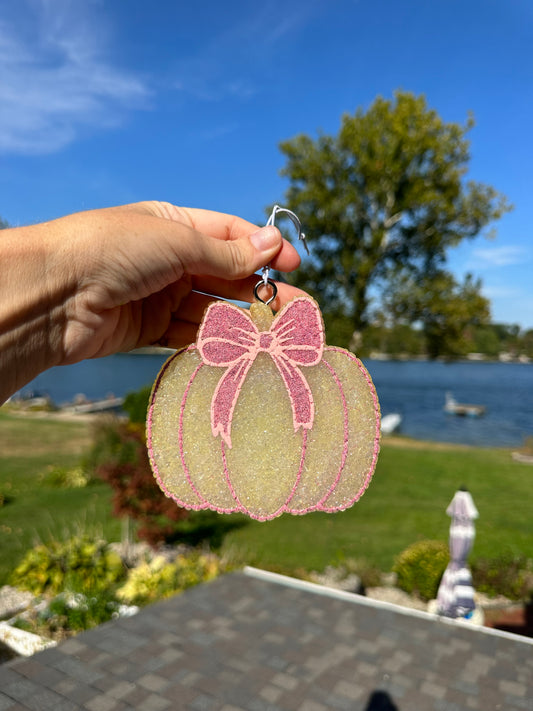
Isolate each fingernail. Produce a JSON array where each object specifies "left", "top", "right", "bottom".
[{"left": 250, "top": 226, "right": 280, "bottom": 252}]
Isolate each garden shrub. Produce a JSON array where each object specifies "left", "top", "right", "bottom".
[
  {"left": 393, "top": 540, "right": 449, "bottom": 601},
  {"left": 83, "top": 416, "right": 140, "bottom": 473},
  {"left": 122, "top": 385, "right": 152, "bottom": 424},
  {"left": 43, "top": 465, "right": 90, "bottom": 488},
  {"left": 89, "top": 419, "right": 189, "bottom": 546},
  {"left": 116, "top": 550, "right": 221, "bottom": 606},
  {"left": 10, "top": 535, "right": 125, "bottom": 596},
  {"left": 38, "top": 591, "right": 125, "bottom": 633},
  {"left": 12, "top": 591, "right": 134, "bottom": 639},
  {"left": 472, "top": 553, "right": 533, "bottom": 601}
]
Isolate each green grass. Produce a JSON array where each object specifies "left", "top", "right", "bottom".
[
  {"left": 1, "top": 410, "right": 531, "bottom": 585},
  {"left": 0, "top": 412, "right": 121, "bottom": 584},
  {"left": 218, "top": 441, "right": 533, "bottom": 574}
]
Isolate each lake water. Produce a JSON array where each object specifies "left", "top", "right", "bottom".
[
  {"left": 14, "top": 355, "right": 533, "bottom": 448},
  {"left": 367, "top": 359, "right": 533, "bottom": 448}
]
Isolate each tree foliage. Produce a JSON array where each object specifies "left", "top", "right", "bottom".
[
  {"left": 277, "top": 91, "right": 511, "bottom": 355},
  {"left": 383, "top": 270, "right": 490, "bottom": 358},
  {"left": 358, "top": 319, "right": 532, "bottom": 360}
]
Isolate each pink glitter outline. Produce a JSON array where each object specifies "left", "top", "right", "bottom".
[
  {"left": 178, "top": 353, "right": 243, "bottom": 515},
  {"left": 284, "top": 358, "right": 350, "bottom": 516},
  {"left": 147, "top": 347, "right": 209, "bottom": 511},
  {"left": 313, "top": 358, "right": 350, "bottom": 510},
  {"left": 147, "top": 346, "right": 242, "bottom": 514},
  {"left": 221, "top": 440, "right": 247, "bottom": 513},
  {"left": 316, "top": 347, "right": 381, "bottom": 513}
]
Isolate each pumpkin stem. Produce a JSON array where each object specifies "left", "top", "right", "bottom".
[{"left": 250, "top": 302, "right": 274, "bottom": 331}]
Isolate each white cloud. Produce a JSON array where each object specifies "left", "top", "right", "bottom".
[
  {"left": 471, "top": 245, "right": 530, "bottom": 268},
  {"left": 0, "top": 1, "right": 150, "bottom": 155}
]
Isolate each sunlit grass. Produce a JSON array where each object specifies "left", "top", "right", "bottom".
[
  {"left": 0, "top": 411, "right": 121, "bottom": 584},
  {"left": 218, "top": 441, "right": 532, "bottom": 573}
]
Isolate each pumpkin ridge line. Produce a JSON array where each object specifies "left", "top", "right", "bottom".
[
  {"left": 318, "top": 347, "right": 381, "bottom": 513},
  {"left": 179, "top": 359, "right": 213, "bottom": 507},
  {"left": 221, "top": 440, "right": 247, "bottom": 514},
  {"left": 148, "top": 348, "right": 210, "bottom": 512},
  {"left": 178, "top": 353, "right": 242, "bottom": 515},
  {"left": 315, "top": 357, "right": 350, "bottom": 511}
]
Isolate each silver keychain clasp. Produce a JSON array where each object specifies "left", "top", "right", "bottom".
[{"left": 254, "top": 205, "right": 308, "bottom": 305}]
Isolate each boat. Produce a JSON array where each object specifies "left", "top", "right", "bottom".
[
  {"left": 444, "top": 392, "right": 486, "bottom": 417},
  {"left": 381, "top": 413, "right": 402, "bottom": 434}
]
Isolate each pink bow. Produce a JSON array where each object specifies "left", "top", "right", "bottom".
[{"left": 197, "top": 297, "right": 325, "bottom": 448}]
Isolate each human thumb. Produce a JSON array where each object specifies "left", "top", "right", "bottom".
[
  {"left": 249, "top": 225, "right": 282, "bottom": 255},
  {"left": 209, "top": 225, "right": 284, "bottom": 278}
]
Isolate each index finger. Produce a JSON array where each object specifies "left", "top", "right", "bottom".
[
  {"left": 135, "top": 201, "right": 301, "bottom": 273},
  {"left": 135, "top": 201, "right": 260, "bottom": 240}
]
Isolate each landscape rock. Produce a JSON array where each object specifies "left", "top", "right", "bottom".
[
  {"left": 0, "top": 621, "right": 56, "bottom": 657},
  {"left": 0, "top": 586, "right": 35, "bottom": 620}
]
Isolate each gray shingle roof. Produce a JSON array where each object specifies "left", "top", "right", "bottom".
[{"left": 1, "top": 567, "right": 531, "bottom": 710}]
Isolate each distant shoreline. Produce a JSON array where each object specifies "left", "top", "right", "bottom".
[
  {"left": 366, "top": 352, "right": 532, "bottom": 365},
  {"left": 127, "top": 346, "right": 176, "bottom": 355}
]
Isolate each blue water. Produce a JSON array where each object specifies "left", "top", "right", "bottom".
[
  {"left": 366, "top": 359, "right": 533, "bottom": 448},
  {"left": 14, "top": 355, "right": 533, "bottom": 448},
  {"left": 15, "top": 353, "right": 169, "bottom": 406}
]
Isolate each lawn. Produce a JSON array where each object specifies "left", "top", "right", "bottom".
[
  {"left": 0, "top": 411, "right": 122, "bottom": 584},
  {"left": 219, "top": 439, "right": 533, "bottom": 573},
  {"left": 1, "top": 410, "right": 531, "bottom": 585}
]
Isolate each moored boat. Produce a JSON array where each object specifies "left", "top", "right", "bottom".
[
  {"left": 444, "top": 392, "right": 486, "bottom": 417},
  {"left": 381, "top": 412, "right": 402, "bottom": 434}
]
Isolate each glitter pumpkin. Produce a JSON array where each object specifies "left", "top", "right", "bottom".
[{"left": 147, "top": 296, "right": 381, "bottom": 521}]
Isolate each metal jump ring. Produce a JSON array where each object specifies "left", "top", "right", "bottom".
[{"left": 254, "top": 278, "right": 278, "bottom": 305}]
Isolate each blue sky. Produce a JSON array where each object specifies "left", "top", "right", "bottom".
[{"left": 1, "top": 0, "right": 532, "bottom": 329}]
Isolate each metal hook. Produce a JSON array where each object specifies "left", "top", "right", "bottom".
[
  {"left": 266, "top": 205, "right": 309, "bottom": 255},
  {"left": 255, "top": 205, "right": 307, "bottom": 306}
]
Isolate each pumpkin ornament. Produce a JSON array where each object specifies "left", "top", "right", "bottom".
[{"left": 147, "top": 206, "right": 381, "bottom": 521}]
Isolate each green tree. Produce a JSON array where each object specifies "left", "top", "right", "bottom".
[
  {"left": 472, "top": 325, "right": 501, "bottom": 358},
  {"left": 383, "top": 270, "right": 490, "bottom": 358},
  {"left": 0, "top": 216, "right": 9, "bottom": 230},
  {"left": 277, "top": 91, "right": 510, "bottom": 348},
  {"left": 521, "top": 330, "right": 533, "bottom": 359}
]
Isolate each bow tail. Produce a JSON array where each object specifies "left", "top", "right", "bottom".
[
  {"left": 273, "top": 356, "right": 315, "bottom": 432},
  {"left": 211, "top": 359, "right": 253, "bottom": 448}
]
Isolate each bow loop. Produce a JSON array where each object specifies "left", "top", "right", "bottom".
[
  {"left": 271, "top": 297, "right": 324, "bottom": 365},
  {"left": 198, "top": 303, "right": 258, "bottom": 367}
]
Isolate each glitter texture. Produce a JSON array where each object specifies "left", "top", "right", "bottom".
[{"left": 147, "top": 296, "right": 381, "bottom": 521}]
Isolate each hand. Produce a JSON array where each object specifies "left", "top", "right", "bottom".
[{"left": 0, "top": 201, "right": 303, "bottom": 402}]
